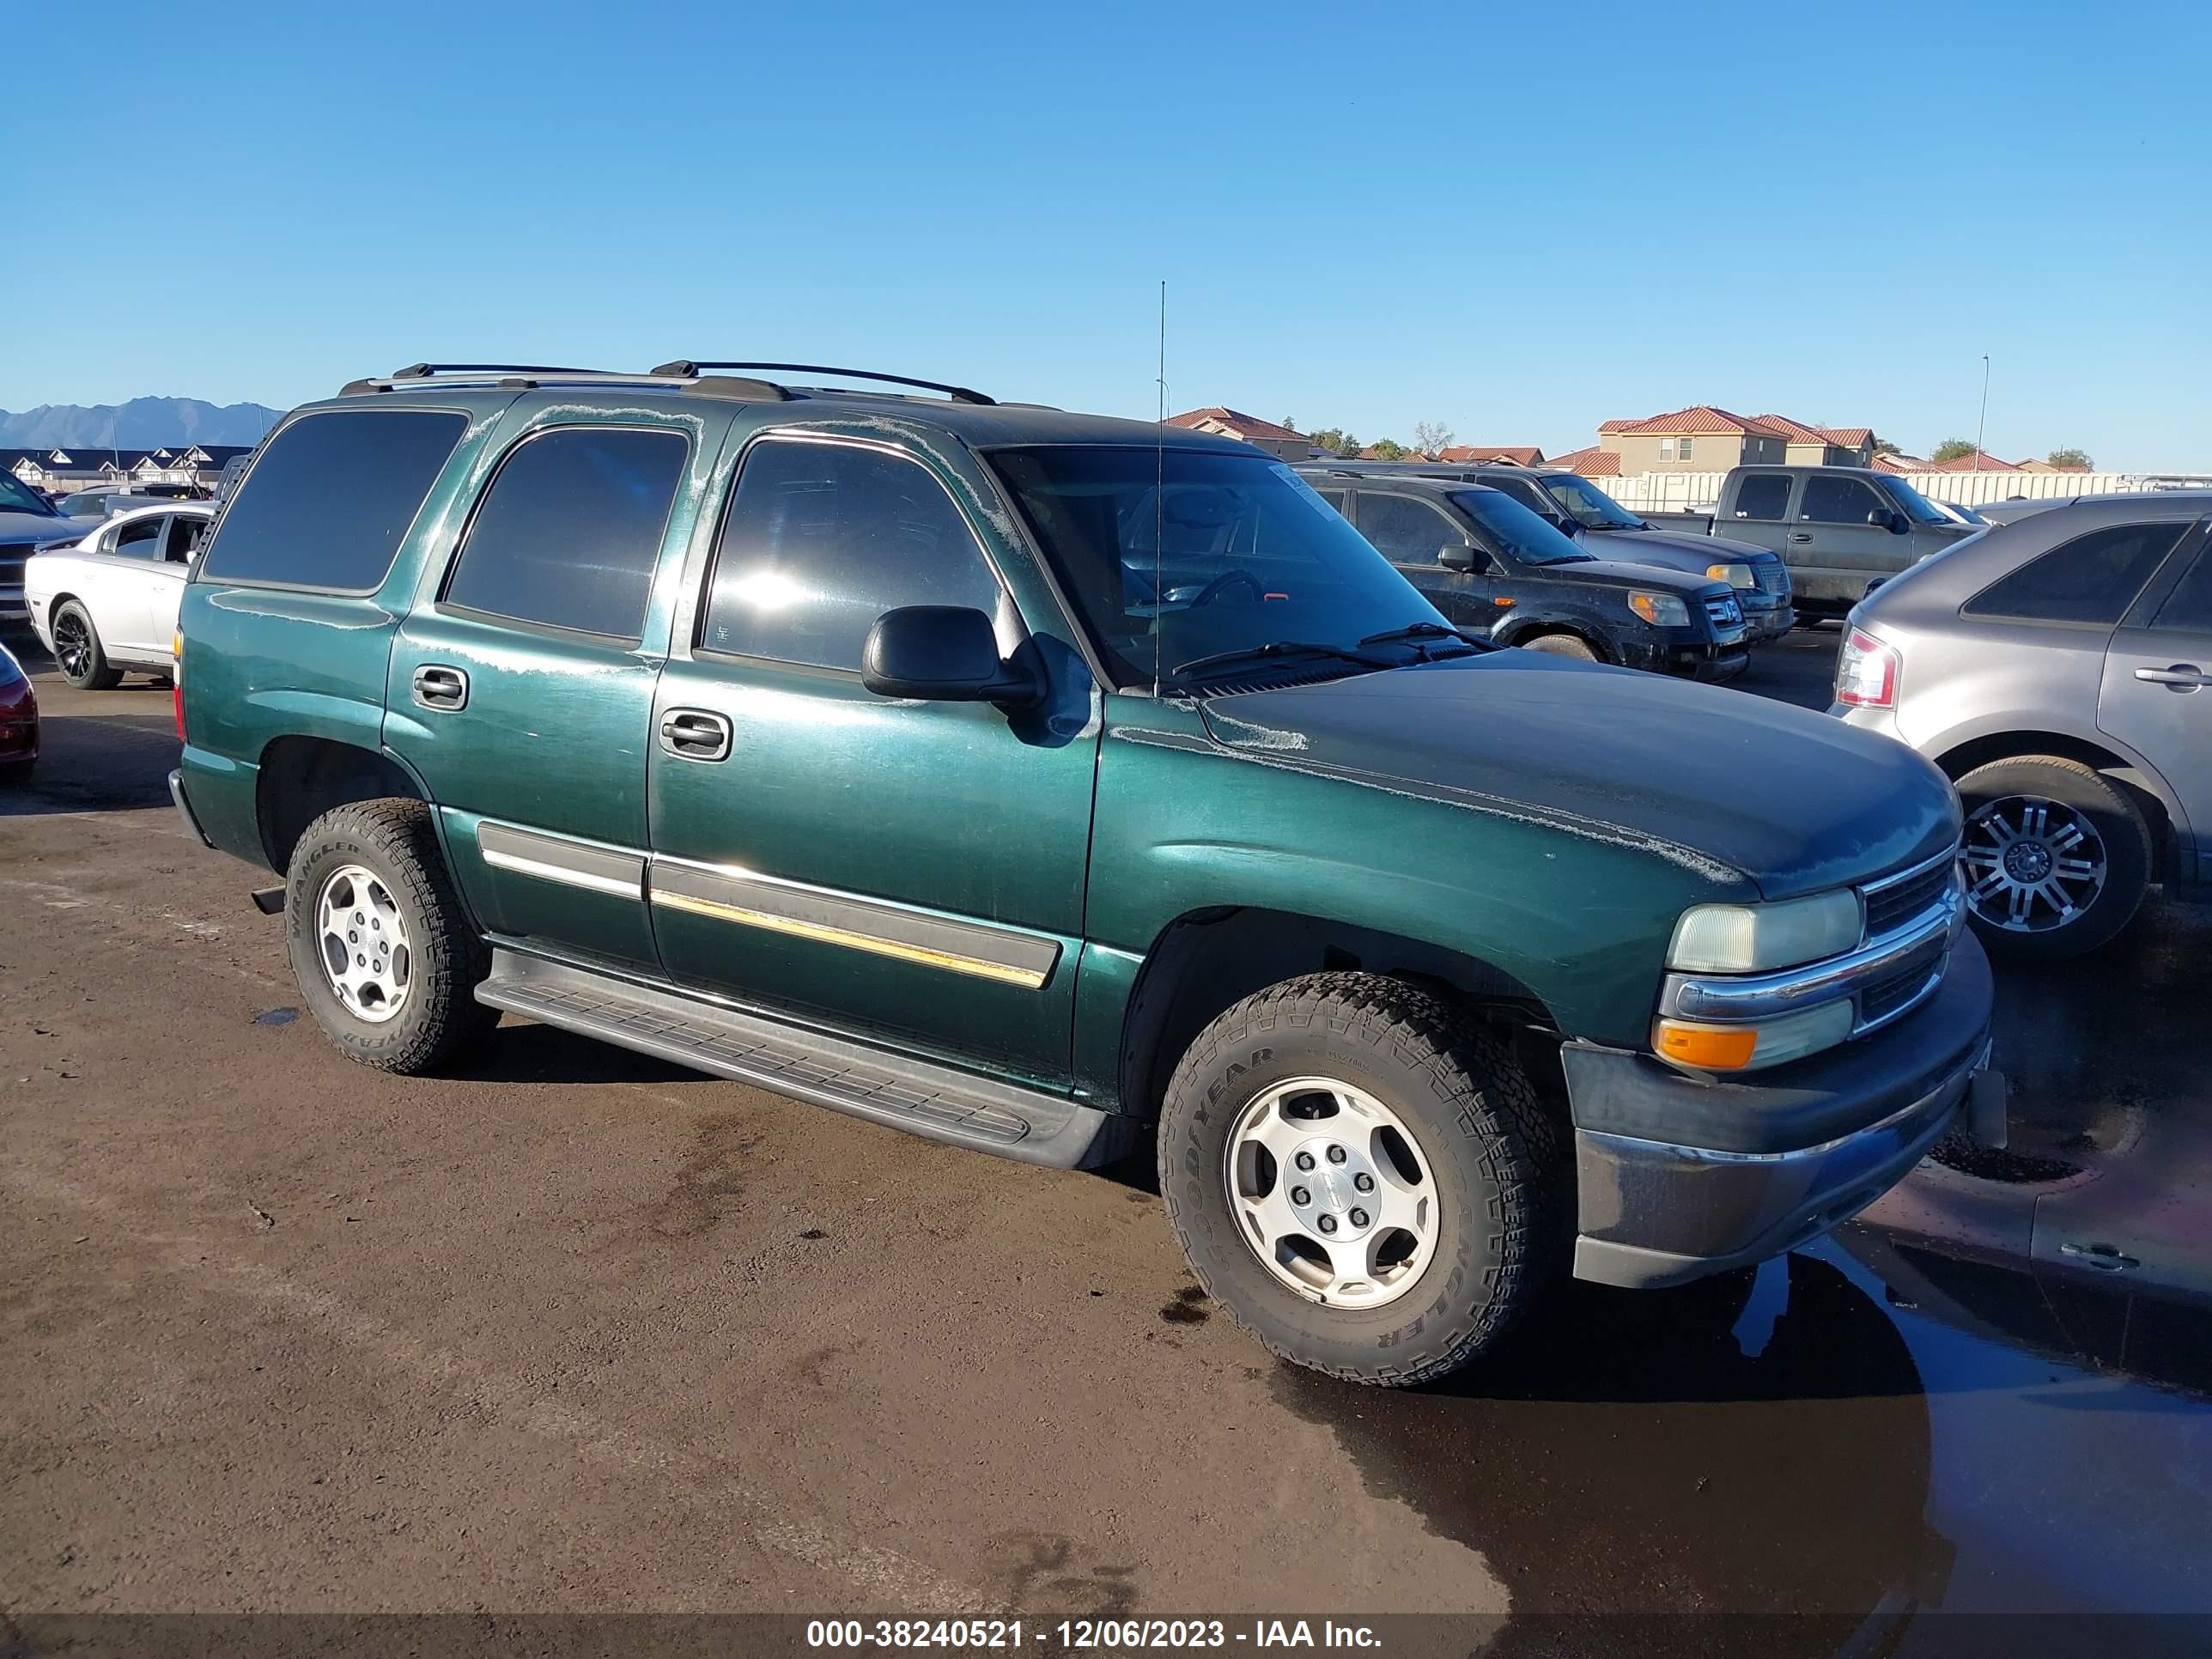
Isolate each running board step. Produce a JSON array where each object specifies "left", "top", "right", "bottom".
[{"left": 476, "top": 951, "right": 1133, "bottom": 1170}]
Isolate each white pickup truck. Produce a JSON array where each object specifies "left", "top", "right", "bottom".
[{"left": 1644, "top": 465, "right": 1979, "bottom": 618}]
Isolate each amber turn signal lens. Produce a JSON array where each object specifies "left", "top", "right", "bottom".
[{"left": 1652, "top": 1018, "right": 1759, "bottom": 1071}]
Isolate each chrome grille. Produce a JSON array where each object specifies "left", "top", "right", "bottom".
[
  {"left": 1705, "top": 596, "right": 1743, "bottom": 628},
  {"left": 1859, "top": 959, "right": 1942, "bottom": 1026},
  {"left": 1862, "top": 851, "right": 1960, "bottom": 940}
]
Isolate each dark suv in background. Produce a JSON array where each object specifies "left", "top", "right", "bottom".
[
  {"left": 1297, "top": 468, "right": 1748, "bottom": 678},
  {"left": 1316, "top": 462, "right": 1796, "bottom": 642}
]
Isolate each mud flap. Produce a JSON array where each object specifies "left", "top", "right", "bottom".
[{"left": 1968, "top": 1065, "right": 2008, "bottom": 1149}]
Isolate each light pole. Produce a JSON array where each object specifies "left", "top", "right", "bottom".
[{"left": 1974, "top": 355, "right": 1990, "bottom": 471}]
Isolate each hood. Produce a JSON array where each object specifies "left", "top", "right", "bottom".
[
  {"left": 0, "top": 507, "right": 70, "bottom": 547},
  {"left": 1533, "top": 556, "right": 1729, "bottom": 598},
  {"left": 1197, "top": 654, "right": 1958, "bottom": 898},
  {"left": 1599, "top": 524, "right": 1777, "bottom": 563}
]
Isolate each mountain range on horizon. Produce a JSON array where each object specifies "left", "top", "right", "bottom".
[{"left": 0, "top": 398, "right": 283, "bottom": 450}]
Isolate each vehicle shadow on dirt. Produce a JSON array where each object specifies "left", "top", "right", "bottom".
[
  {"left": 1273, "top": 1252, "right": 1956, "bottom": 1646},
  {"left": 0, "top": 708, "right": 178, "bottom": 817},
  {"left": 467, "top": 1018, "right": 703, "bottom": 1087}
]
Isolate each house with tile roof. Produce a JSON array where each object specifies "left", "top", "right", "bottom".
[
  {"left": 1751, "top": 415, "right": 1877, "bottom": 468},
  {"left": 1926, "top": 448, "right": 2024, "bottom": 473},
  {"left": 1598, "top": 406, "right": 1794, "bottom": 473},
  {"left": 1547, "top": 444, "right": 1621, "bottom": 477},
  {"left": 1164, "top": 408, "right": 1310, "bottom": 460},
  {"left": 1436, "top": 445, "right": 1545, "bottom": 466}
]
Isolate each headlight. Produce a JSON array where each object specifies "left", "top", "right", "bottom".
[
  {"left": 1627, "top": 591, "right": 1689, "bottom": 627},
  {"left": 1653, "top": 1000, "right": 1856, "bottom": 1073},
  {"left": 1668, "top": 888, "right": 1861, "bottom": 972},
  {"left": 1706, "top": 562, "right": 1753, "bottom": 588}
]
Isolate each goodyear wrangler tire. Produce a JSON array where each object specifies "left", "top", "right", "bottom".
[
  {"left": 1158, "top": 972, "right": 1562, "bottom": 1386},
  {"left": 285, "top": 799, "right": 498, "bottom": 1075}
]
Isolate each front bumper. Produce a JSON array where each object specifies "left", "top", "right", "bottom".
[
  {"left": 1741, "top": 596, "right": 1796, "bottom": 641},
  {"left": 0, "top": 585, "right": 26, "bottom": 623},
  {"left": 1562, "top": 929, "right": 1996, "bottom": 1289}
]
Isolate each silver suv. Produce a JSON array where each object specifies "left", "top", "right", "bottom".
[{"left": 1832, "top": 493, "right": 2210, "bottom": 958}]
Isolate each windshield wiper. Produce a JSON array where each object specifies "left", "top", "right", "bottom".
[
  {"left": 1357, "top": 621, "right": 1495, "bottom": 654},
  {"left": 1171, "top": 640, "right": 1396, "bottom": 681}
]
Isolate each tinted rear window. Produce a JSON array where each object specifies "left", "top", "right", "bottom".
[
  {"left": 444, "top": 427, "right": 689, "bottom": 641},
  {"left": 1963, "top": 520, "right": 2189, "bottom": 625},
  {"left": 200, "top": 409, "right": 467, "bottom": 591}
]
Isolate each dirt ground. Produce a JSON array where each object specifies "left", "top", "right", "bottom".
[{"left": 4, "top": 635, "right": 2207, "bottom": 1653}]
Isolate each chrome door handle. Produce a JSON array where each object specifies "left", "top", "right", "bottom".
[
  {"left": 659, "top": 708, "right": 732, "bottom": 762},
  {"left": 2134, "top": 663, "right": 2209, "bottom": 690},
  {"left": 410, "top": 664, "right": 469, "bottom": 711},
  {"left": 1788, "top": 532, "right": 1814, "bottom": 544}
]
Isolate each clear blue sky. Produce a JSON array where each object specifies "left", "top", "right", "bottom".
[{"left": 8, "top": 0, "right": 2208, "bottom": 469}]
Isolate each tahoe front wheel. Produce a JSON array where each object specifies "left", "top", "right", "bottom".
[{"left": 1158, "top": 973, "right": 1562, "bottom": 1386}]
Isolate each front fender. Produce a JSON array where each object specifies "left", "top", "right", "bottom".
[{"left": 1085, "top": 698, "right": 1745, "bottom": 1054}]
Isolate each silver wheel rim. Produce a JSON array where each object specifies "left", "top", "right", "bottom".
[
  {"left": 1223, "top": 1076, "right": 1440, "bottom": 1310},
  {"left": 1960, "top": 794, "right": 2107, "bottom": 934},
  {"left": 314, "top": 864, "right": 412, "bottom": 1023}
]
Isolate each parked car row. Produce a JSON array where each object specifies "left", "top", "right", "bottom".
[{"left": 163, "top": 359, "right": 2006, "bottom": 1389}]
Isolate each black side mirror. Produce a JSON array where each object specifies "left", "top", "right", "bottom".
[
  {"left": 861, "top": 606, "right": 1042, "bottom": 706},
  {"left": 1438, "top": 538, "right": 1480, "bottom": 571},
  {"left": 1867, "top": 508, "right": 1908, "bottom": 534}
]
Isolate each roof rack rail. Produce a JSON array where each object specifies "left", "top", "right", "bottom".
[
  {"left": 390, "top": 362, "right": 611, "bottom": 379},
  {"left": 652, "top": 361, "right": 995, "bottom": 406},
  {"left": 338, "top": 363, "right": 796, "bottom": 403}
]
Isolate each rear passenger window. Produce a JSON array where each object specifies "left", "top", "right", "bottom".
[
  {"left": 1799, "top": 476, "right": 1884, "bottom": 524},
  {"left": 1733, "top": 474, "right": 1792, "bottom": 521},
  {"left": 2151, "top": 542, "right": 2212, "bottom": 633},
  {"left": 200, "top": 410, "right": 467, "bottom": 591},
  {"left": 114, "top": 516, "right": 164, "bottom": 561},
  {"left": 1963, "top": 521, "right": 2188, "bottom": 626},
  {"left": 444, "top": 428, "right": 688, "bottom": 641},
  {"left": 700, "top": 438, "right": 1002, "bottom": 671}
]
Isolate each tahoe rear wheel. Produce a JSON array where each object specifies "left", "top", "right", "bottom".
[
  {"left": 1954, "top": 756, "right": 2151, "bottom": 961},
  {"left": 1158, "top": 973, "right": 1562, "bottom": 1386},
  {"left": 285, "top": 799, "right": 497, "bottom": 1073}
]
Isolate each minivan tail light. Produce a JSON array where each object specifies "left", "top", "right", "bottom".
[{"left": 1836, "top": 628, "right": 1899, "bottom": 708}]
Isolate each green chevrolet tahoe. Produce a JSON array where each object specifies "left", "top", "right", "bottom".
[{"left": 171, "top": 362, "right": 2000, "bottom": 1385}]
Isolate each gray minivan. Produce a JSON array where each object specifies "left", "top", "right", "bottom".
[{"left": 1832, "top": 493, "right": 2211, "bottom": 957}]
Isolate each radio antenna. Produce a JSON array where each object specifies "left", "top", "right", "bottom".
[{"left": 1154, "top": 278, "right": 1166, "bottom": 698}]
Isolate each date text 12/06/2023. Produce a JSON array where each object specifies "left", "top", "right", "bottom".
[{"left": 805, "top": 1619, "right": 1382, "bottom": 1650}]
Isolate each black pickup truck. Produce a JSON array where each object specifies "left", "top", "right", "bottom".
[{"left": 1298, "top": 468, "right": 1748, "bottom": 678}]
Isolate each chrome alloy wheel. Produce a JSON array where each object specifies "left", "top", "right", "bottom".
[
  {"left": 1960, "top": 794, "right": 2108, "bottom": 934},
  {"left": 315, "top": 864, "right": 412, "bottom": 1022},
  {"left": 1224, "top": 1076, "right": 1440, "bottom": 1309},
  {"left": 52, "top": 609, "right": 92, "bottom": 680}
]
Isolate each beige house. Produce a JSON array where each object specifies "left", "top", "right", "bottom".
[
  {"left": 1599, "top": 407, "right": 1792, "bottom": 473},
  {"left": 1591, "top": 407, "right": 1879, "bottom": 472},
  {"left": 1753, "top": 415, "right": 1877, "bottom": 467},
  {"left": 1163, "top": 408, "right": 1310, "bottom": 460}
]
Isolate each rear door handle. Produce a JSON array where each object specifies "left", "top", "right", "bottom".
[
  {"left": 659, "top": 708, "right": 733, "bottom": 762},
  {"left": 410, "top": 664, "right": 469, "bottom": 711},
  {"left": 1788, "top": 532, "right": 1814, "bottom": 544},
  {"left": 2134, "top": 663, "right": 2209, "bottom": 691}
]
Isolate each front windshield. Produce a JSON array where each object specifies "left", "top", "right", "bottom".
[
  {"left": 987, "top": 447, "right": 1453, "bottom": 691},
  {"left": 1539, "top": 474, "right": 1643, "bottom": 530},
  {"left": 0, "top": 473, "right": 57, "bottom": 516},
  {"left": 1450, "top": 489, "right": 1595, "bottom": 565},
  {"left": 1876, "top": 476, "right": 1948, "bottom": 524}
]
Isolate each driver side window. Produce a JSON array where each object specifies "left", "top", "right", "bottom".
[{"left": 1355, "top": 494, "right": 1469, "bottom": 567}]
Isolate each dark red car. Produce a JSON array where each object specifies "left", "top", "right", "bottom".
[{"left": 0, "top": 640, "right": 37, "bottom": 782}]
